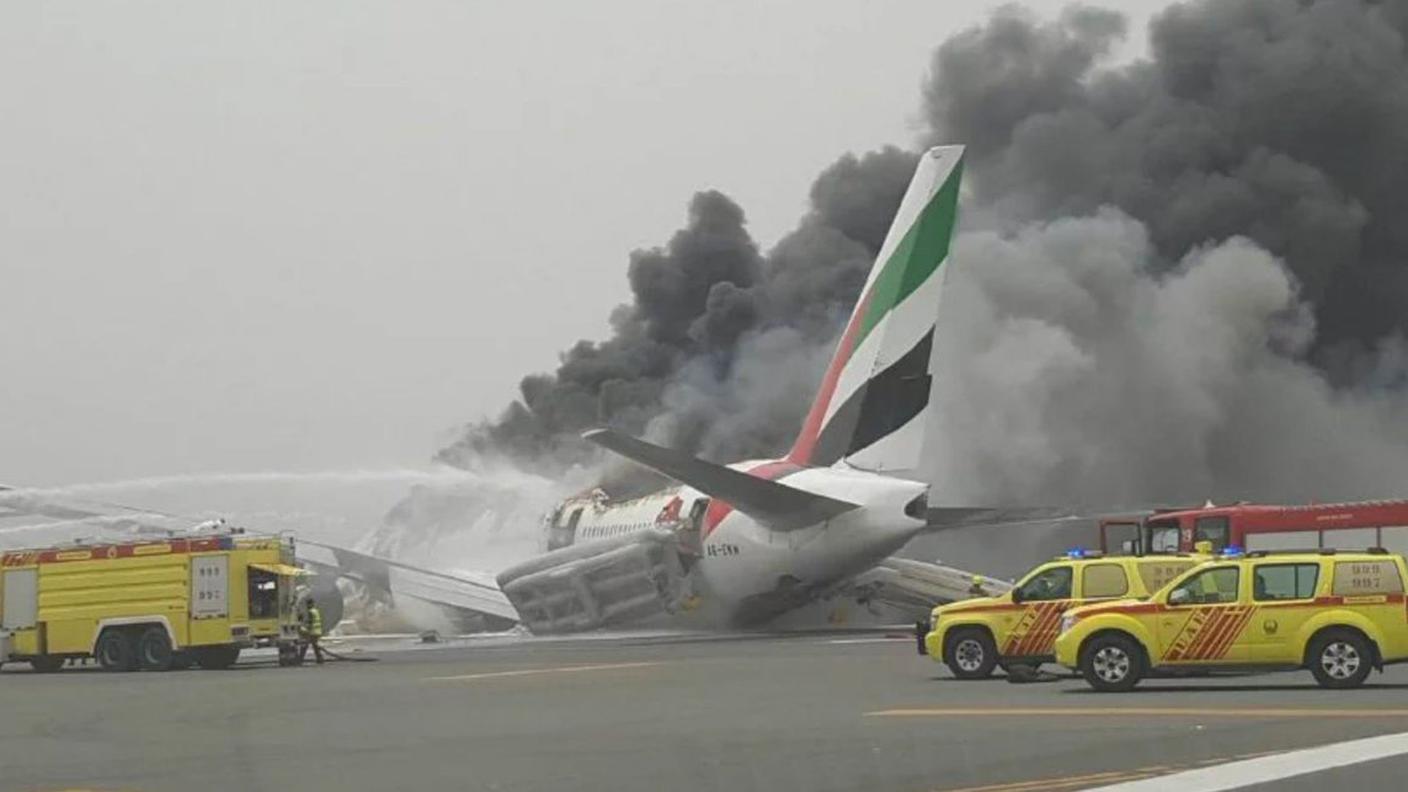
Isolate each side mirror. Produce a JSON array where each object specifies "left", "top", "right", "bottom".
[
  {"left": 1010, "top": 588, "right": 1024, "bottom": 604},
  {"left": 1169, "top": 588, "right": 1191, "bottom": 606}
]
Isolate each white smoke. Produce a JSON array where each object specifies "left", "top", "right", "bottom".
[{"left": 925, "top": 208, "right": 1408, "bottom": 510}]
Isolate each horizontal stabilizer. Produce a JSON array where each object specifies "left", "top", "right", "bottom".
[
  {"left": 583, "top": 428, "right": 859, "bottom": 532},
  {"left": 924, "top": 506, "right": 1163, "bottom": 531}
]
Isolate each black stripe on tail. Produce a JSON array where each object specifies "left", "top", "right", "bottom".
[{"left": 808, "top": 329, "right": 933, "bottom": 467}]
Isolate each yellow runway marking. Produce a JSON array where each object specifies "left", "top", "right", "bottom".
[
  {"left": 867, "top": 707, "right": 1408, "bottom": 719},
  {"left": 425, "top": 661, "right": 663, "bottom": 682}
]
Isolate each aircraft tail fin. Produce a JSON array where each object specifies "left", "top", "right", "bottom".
[
  {"left": 787, "top": 145, "right": 965, "bottom": 473},
  {"left": 583, "top": 428, "right": 858, "bottom": 531}
]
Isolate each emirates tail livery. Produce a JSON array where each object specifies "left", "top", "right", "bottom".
[{"left": 305, "top": 144, "right": 1032, "bottom": 632}]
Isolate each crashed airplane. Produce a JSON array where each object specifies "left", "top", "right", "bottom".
[{"left": 301, "top": 144, "right": 1076, "bottom": 633}]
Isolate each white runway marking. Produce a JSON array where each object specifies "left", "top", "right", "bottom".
[
  {"left": 425, "top": 661, "right": 663, "bottom": 682},
  {"left": 1086, "top": 730, "right": 1408, "bottom": 791}
]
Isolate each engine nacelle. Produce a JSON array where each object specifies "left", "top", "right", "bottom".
[{"left": 496, "top": 528, "right": 687, "bottom": 634}]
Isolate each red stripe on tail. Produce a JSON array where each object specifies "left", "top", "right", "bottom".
[{"left": 787, "top": 291, "right": 873, "bottom": 465}]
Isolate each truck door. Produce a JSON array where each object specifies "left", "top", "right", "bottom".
[
  {"left": 1246, "top": 561, "right": 1321, "bottom": 663},
  {"left": 1, "top": 568, "right": 37, "bottom": 630},
  {"left": 1156, "top": 565, "right": 1250, "bottom": 664},
  {"left": 1004, "top": 564, "right": 1074, "bottom": 657},
  {"left": 191, "top": 556, "right": 230, "bottom": 619}
]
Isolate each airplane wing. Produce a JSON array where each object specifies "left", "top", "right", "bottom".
[
  {"left": 297, "top": 539, "right": 518, "bottom": 624},
  {"left": 925, "top": 506, "right": 1096, "bottom": 531},
  {"left": 837, "top": 557, "right": 1014, "bottom": 614},
  {"left": 583, "top": 428, "right": 859, "bottom": 531}
]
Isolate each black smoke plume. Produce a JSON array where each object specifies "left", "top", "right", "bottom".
[
  {"left": 408, "top": 0, "right": 1408, "bottom": 562},
  {"left": 435, "top": 147, "right": 918, "bottom": 484}
]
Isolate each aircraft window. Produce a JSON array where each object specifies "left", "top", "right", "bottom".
[
  {"left": 1016, "top": 565, "right": 1073, "bottom": 601},
  {"left": 1254, "top": 563, "right": 1319, "bottom": 601},
  {"left": 1169, "top": 566, "right": 1239, "bottom": 604}
]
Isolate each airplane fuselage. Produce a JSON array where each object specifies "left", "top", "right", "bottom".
[{"left": 544, "top": 459, "right": 928, "bottom": 625}]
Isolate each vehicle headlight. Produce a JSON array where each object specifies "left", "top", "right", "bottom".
[{"left": 1059, "top": 614, "right": 1079, "bottom": 634}]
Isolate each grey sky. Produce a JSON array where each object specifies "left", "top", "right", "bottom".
[{"left": 0, "top": 1, "right": 1169, "bottom": 487}]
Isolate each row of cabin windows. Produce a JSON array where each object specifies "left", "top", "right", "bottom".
[
  {"left": 580, "top": 522, "right": 653, "bottom": 539},
  {"left": 557, "top": 499, "right": 712, "bottom": 543}
]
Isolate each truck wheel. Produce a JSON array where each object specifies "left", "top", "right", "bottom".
[
  {"left": 945, "top": 628, "right": 998, "bottom": 680},
  {"left": 195, "top": 646, "right": 241, "bottom": 670},
  {"left": 136, "top": 627, "right": 174, "bottom": 671},
  {"left": 30, "top": 655, "right": 65, "bottom": 673},
  {"left": 96, "top": 630, "right": 138, "bottom": 672},
  {"left": 1309, "top": 630, "right": 1373, "bottom": 689},
  {"left": 1080, "top": 634, "right": 1144, "bottom": 692}
]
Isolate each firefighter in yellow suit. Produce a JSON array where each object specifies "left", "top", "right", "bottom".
[{"left": 300, "top": 601, "right": 325, "bottom": 665}]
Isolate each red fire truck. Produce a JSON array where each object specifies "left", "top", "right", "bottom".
[{"left": 1099, "top": 500, "right": 1408, "bottom": 557}]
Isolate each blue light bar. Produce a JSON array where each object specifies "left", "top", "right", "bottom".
[
  {"left": 1065, "top": 547, "right": 1087, "bottom": 559},
  {"left": 1221, "top": 545, "right": 1245, "bottom": 558}
]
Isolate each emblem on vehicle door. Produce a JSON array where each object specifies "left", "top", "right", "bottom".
[{"left": 1263, "top": 619, "right": 1278, "bottom": 634}]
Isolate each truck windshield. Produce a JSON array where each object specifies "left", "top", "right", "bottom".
[
  {"left": 1194, "top": 516, "right": 1230, "bottom": 551},
  {"left": 249, "top": 569, "right": 278, "bottom": 619},
  {"left": 1146, "top": 519, "right": 1181, "bottom": 553}
]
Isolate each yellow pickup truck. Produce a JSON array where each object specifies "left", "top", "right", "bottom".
[
  {"left": 920, "top": 551, "right": 1203, "bottom": 679},
  {"left": 1055, "top": 549, "right": 1408, "bottom": 691}
]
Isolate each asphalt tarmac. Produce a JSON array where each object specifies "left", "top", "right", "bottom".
[{"left": 5, "top": 632, "right": 1408, "bottom": 792}]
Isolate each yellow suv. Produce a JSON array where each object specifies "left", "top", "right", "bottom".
[
  {"left": 1054, "top": 549, "right": 1408, "bottom": 691},
  {"left": 920, "top": 552, "right": 1203, "bottom": 679}
]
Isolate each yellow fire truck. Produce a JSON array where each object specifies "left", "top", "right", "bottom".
[{"left": 0, "top": 531, "right": 307, "bottom": 672}]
